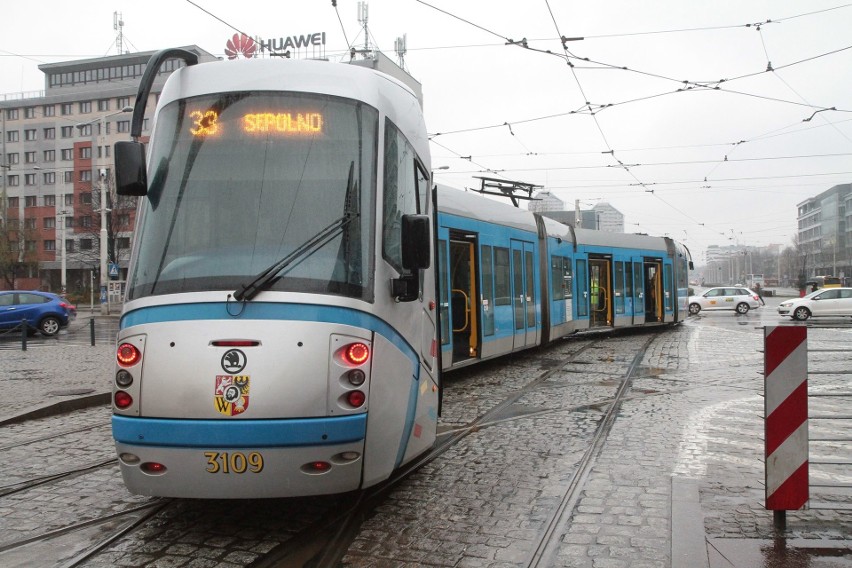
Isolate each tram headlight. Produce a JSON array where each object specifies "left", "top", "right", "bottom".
[
  {"left": 116, "top": 342, "right": 141, "bottom": 367},
  {"left": 115, "top": 370, "right": 133, "bottom": 388},
  {"left": 347, "top": 369, "right": 366, "bottom": 386},
  {"left": 344, "top": 342, "right": 370, "bottom": 365}
]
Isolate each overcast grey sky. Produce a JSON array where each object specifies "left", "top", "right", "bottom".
[{"left": 3, "top": 1, "right": 851, "bottom": 262}]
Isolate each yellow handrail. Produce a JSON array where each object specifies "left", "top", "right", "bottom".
[{"left": 451, "top": 288, "right": 470, "bottom": 332}]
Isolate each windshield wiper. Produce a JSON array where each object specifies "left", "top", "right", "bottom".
[{"left": 232, "top": 212, "right": 358, "bottom": 302}]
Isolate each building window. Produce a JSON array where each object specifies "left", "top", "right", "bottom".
[
  {"left": 6, "top": 131, "right": 19, "bottom": 142},
  {"left": 61, "top": 103, "right": 72, "bottom": 116},
  {"left": 26, "top": 240, "right": 37, "bottom": 252},
  {"left": 64, "top": 216, "right": 74, "bottom": 229},
  {"left": 117, "top": 214, "right": 130, "bottom": 227},
  {"left": 5, "top": 109, "right": 18, "bottom": 120},
  {"left": 61, "top": 126, "right": 73, "bottom": 138},
  {"left": 65, "top": 239, "right": 75, "bottom": 252},
  {"left": 80, "top": 170, "right": 92, "bottom": 182},
  {"left": 24, "top": 129, "right": 36, "bottom": 141},
  {"left": 25, "top": 217, "right": 36, "bottom": 229},
  {"left": 64, "top": 194, "right": 73, "bottom": 206},
  {"left": 25, "top": 196, "right": 37, "bottom": 207},
  {"left": 44, "top": 217, "right": 55, "bottom": 229},
  {"left": 7, "top": 153, "right": 19, "bottom": 165},
  {"left": 117, "top": 120, "right": 130, "bottom": 133},
  {"left": 25, "top": 151, "right": 36, "bottom": 163},
  {"left": 78, "top": 124, "right": 92, "bottom": 136},
  {"left": 98, "top": 99, "right": 110, "bottom": 111},
  {"left": 43, "top": 149, "right": 55, "bottom": 162},
  {"left": 44, "top": 195, "right": 56, "bottom": 207},
  {"left": 118, "top": 97, "right": 130, "bottom": 109},
  {"left": 80, "top": 101, "right": 92, "bottom": 113},
  {"left": 44, "top": 240, "right": 56, "bottom": 251},
  {"left": 44, "top": 127, "right": 55, "bottom": 139},
  {"left": 117, "top": 237, "right": 131, "bottom": 249},
  {"left": 80, "top": 192, "right": 92, "bottom": 205},
  {"left": 25, "top": 174, "right": 36, "bottom": 186},
  {"left": 80, "top": 238, "right": 93, "bottom": 251},
  {"left": 81, "top": 216, "right": 92, "bottom": 228},
  {"left": 80, "top": 147, "right": 92, "bottom": 159},
  {"left": 8, "top": 197, "right": 19, "bottom": 208},
  {"left": 43, "top": 172, "right": 55, "bottom": 185},
  {"left": 24, "top": 107, "right": 36, "bottom": 119},
  {"left": 61, "top": 149, "right": 73, "bottom": 161},
  {"left": 7, "top": 175, "right": 19, "bottom": 187},
  {"left": 43, "top": 104, "right": 55, "bottom": 117},
  {"left": 63, "top": 172, "right": 73, "bottom": 184}
]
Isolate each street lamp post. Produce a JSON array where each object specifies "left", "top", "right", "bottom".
[
  {"left": 97, "top": 171, "right": 112, "bottom": 315},
  {"left": 76, "top": 106, "right": 132, "bottom": 314},
  {"left": 58, "top": 209, "right": 67, "bottom": 294}
]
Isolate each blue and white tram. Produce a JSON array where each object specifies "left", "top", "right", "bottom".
[
  {"left": 110, "top": 48, "right": 691, "bottom": 499},
  {"left": 111, "top": 49, "right": 439, "bottom": 498},
  {"left": 436, "top": 186, "right": 692, "bottom": 370}
]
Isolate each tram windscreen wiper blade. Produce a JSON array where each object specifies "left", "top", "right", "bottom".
[{"left": 232, "top": 212, "right": 358, "bottom": 302}]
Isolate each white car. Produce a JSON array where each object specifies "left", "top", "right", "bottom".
[
  {"left": 777, "top": 287, "right": 852, "bottom": 321},
  {"left": 688, "top": 287, "right": 762, "bottom": 315}
]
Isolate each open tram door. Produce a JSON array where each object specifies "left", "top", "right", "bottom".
[
  {"left": 449, "top": 231, "right": 479, "bottom": 363},
  {"left": 644, "top": 260, "right": 664, "bottom": 323},
  {"left": 588, "top": 256, "right": 612, "bottom": 327}
]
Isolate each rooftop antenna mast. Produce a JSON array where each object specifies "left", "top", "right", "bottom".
[
  {"left": 394, "top": 34, "right": 407, "bottom": 69},
  {"left": 358, "top": 2, "right": 370, "bottom": 52},
  {"left": 113, "top": 12, "right": 126, "bottom": 55}
]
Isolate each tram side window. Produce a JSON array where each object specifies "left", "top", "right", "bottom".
[
  {"left": 494, "top": 247, "right": 511, "bottom": 306},
  {"left": 383, "top": 119, "right": 422, "bottom": 273},
  {"left": 481, "top": 245, "right": 495, "bottom": 336},
  {"left": 551, "top": 256, "right": 563, "bottom": 299}
]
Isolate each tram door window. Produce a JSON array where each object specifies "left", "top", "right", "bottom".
[
  {"left": 663, "top": 264, "right": 673, "bottom": 314},
  {"left": 450, "top": 234, "right": 478, "bottom": 361},
  {"left": 438, "top": 239, "right": 450, "bottom": 348},
  {"left": 511, "top": 240, "right": 536, "bottom": 349},
  {"left": 576, "top": 259, "right": 588, "bottom": 317},
  {"left": 481, "top": 245, "right": 495, "bottom": 337},
  {"left": 644, "top": 261, "right": 663, "bottom": 323},
  {"left": 589, "top": 258, "right": 612, "bottom": 327},
  {"left": 632, "top": 261, "right": 644, "bottom": 321},
  {"left": 614, "top": 262, "right": 625, "bottom": 315},
  {"left": 550, "top": 255, "right": 572, "bottom": 324}
]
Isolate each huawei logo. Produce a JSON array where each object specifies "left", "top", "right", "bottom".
[{"left": 225, "top": 33, "right": 257, "bottom": 60}]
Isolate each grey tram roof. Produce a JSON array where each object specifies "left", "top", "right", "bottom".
[{"left": 437, "top": 185, "right": 670, "bottom": 252}]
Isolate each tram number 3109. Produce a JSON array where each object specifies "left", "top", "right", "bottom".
[{"left": 204, "top": 451, "right": 265, "bottom": 474}]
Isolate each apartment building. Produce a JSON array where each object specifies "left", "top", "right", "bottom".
[
  {"left": 0, "top": 46, "right": 217, "bottom": 294},
  {"left": 797, "top": 183, "right": 851, "bottom": 281}
]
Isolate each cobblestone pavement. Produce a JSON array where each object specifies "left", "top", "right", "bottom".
[{"left": 1, "top": 301, "right": 850, "bottom": 567}]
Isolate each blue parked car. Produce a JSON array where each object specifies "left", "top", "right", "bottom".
[{"left": 0, "top": 290, "right": 75, "bottom": 336}]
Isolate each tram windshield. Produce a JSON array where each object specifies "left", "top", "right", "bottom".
[{"left": 126, "top": 92, "right": 378, "bottom": 302}]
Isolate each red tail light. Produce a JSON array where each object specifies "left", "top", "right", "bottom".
[
  {"left": 117, "top": 343, "right": 141, "bottom": 367},
  {"left": 347, "top": 390, "right": 366, "bottom": 408},
  {"left": 344, "top": 342, "right": 370, "bottom": 365},
  {"left": 114, "top": 390, "right": 133, "bottom": 409}
]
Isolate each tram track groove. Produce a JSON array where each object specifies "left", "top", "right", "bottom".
[{"left": 526, "top": 332, "right": 656, "bottom": 568}]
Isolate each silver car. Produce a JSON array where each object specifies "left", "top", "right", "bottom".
[
  {"left": 688, "top": 287, "right": 762, "bottom": 315},
  {"left": 777, "top": 287, "right": 852, "bottom": 321}
]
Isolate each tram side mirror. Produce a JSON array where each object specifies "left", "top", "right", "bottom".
[
  {"left": 393, "top": 214, "right": 431, "bottom": 303},
  {"left": 401, "top": 214, "right": 431, "bottom": 271},
  {"left": 115, "top": 141, "right": 148, "bottom": 196}
]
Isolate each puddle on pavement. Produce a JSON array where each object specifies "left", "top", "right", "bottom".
[{"left": 708, "top": 537, "right": 852, "bottom": 568}]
